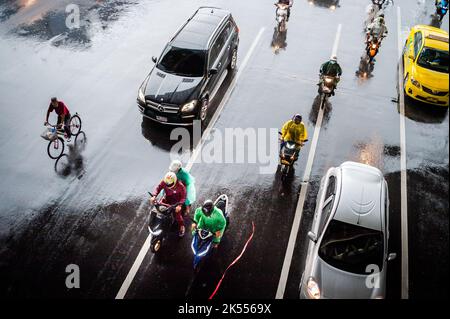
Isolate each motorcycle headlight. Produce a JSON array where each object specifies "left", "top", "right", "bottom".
[
  {"left": 325, "top": 77, "right": 333, "bottom": 83},
  {"left": 181, "top": 100, "right": 197, "bottom": 113},
  {"left": 410, "top": 77, "right": 421, "bottom": 89},
  {"left": 306, "top": 277, "right": 321, "bottom": 299}
]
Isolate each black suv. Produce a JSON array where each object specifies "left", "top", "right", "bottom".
[{"left": 137, "top": 7, "right": 239, "bottom": 126}]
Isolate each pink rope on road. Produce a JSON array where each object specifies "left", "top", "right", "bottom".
[{"left": 208, "top": 222, "right": 255, "bottom": 300}]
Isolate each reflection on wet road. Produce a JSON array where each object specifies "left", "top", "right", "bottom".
[{"left": 0, "top": 0, "right": 448, "bottom": 299}]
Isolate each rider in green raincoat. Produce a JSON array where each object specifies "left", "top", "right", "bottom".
[
  {"left": 192, "top": 200, "right": 227, "bottom": 246},
  {"left": 169, "top": 160, "right": 196, "bottom": 214}
]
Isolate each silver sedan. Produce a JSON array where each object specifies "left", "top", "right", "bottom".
[{"left": 300, "top": 161, "right": 397, "bottom": 299}]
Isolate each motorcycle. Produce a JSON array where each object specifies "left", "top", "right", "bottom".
[
  {"left": 278, "top": 132, "right": 307, "bottom": 182},
  {"left": 147, "top": 192, "right": 183, "bottom": 253},
  {"left": 275, "top": 3, "right": 290, "bottom": 32},
  {"left": 356, "top": 55, "right": 374, "bottom": 78},
  {"left": 191, "top": 194, "right": 230, "bottom": 272},
  {"left": 436, "top": 1, "right": 448, "bottom": 21},
  {"left": 318, "top": 75, "right": 337, "bottom": 109},
  {"left": 366, "top": 37, "right": 381, "bottom": 63},
  {"left": 271, "top": 26, "right": 288, "bottom": 54}
]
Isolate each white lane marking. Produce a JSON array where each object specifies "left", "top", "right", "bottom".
[
  {"left": 115, "top": 231, "right": 153, "bottom": 299},
  {"left": 397, "top": 6, "right": 409, "bottom": 300},
  {"left": 115, "top": 27, "right": 265, "bottom": 299},
  {"left": 186, "top": 27, "right": 266, "bottom": 171},
  {"left": 331, "top": 23, "right": 342, "bottom": 58},
  {"left": 275, "top": 23, "right": 342, "bottom": 299}
]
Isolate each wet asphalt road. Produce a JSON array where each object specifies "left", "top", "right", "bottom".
[{"left": 0, "top": 0, "right": 448, "bottom": 299}]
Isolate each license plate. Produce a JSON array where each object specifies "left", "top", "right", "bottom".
[{"left": 156, "top": 116, "right": 167, "bottom": 122}]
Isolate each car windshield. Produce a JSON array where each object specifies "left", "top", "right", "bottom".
[
  {"left": 157, "top": 46, "right": 205, "bottom": 77},
  {"left": 319, "top": 219, "right": 384, "bottom": 275},
  {"left": 417, "top": 47, "right": 449, "bottom": 73}
]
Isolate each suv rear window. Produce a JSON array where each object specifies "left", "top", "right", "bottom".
[
  {"left": 157, "top": 46, "right": 206, "bottom": 77},
  {"left": 319, "top": 219, "right": 384, "bottom": 274}
]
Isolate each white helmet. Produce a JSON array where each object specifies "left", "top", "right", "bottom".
[
  {"left": 163, "top": 172, "right": 177, "bottom": 188},
  {"left": 169, "top": 160, "right": 182, "bottom": 173},
  {"left": 331, "top": 55, "right": 338, "bottom": 62}
]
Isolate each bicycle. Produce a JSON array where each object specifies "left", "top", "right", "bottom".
[{"left": 43, "top": 113, "right": 83, "bottom": 159}]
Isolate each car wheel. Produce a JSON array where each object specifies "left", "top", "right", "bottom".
[
  {"left": 404, "top": 73, "right": 409, "bottom": 91},
  {"left": 228, "top": 48, "right": 238, "bottom": 71},
  {"left": 199, "top": 98, "right": 209, "bottom": 122}
]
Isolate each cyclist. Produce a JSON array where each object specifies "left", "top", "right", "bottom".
[{"left": 45, "top": 97, "right": 72, "bottom": 141}]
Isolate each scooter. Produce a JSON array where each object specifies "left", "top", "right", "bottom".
[
  {"left": 275, "top": 3, "right": 290, "bottom": 32},
  {"left": 366, "top": 37, "right": 381, "bottom": 63},
  {"left": 147, "top": 192, "right": 183, "bottom": 253},
  {"left": 278, "top": 132, "right": 308, "bottom": 182},
  {"left": 356, "top": 55, "right": 375, "bottom": 78},
  {"left": 436, "top": 1, "right": 448, "bottom": 21},
  {"left": 318, "top": 75, "right": 338, "bottom": 109},
  {"left": 191, "top": 194, "right": 230, "bottom": 272}
]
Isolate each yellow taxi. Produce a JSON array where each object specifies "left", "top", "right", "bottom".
[{"left": 403, "top": 25, "right": 449, "bottom": 107}]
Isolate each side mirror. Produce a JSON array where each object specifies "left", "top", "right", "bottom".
[
  {"left": 152, "top": 56, "right": 157, "bottom": 63},
  {"left": 387, "top": 253, "right": 397, "bottom": 261},
  {"left": 308, "top": 231, "right": 317, "bottom": 243},
  {"left": 208, "top": 68, "right": 218, "bottom": 76}
]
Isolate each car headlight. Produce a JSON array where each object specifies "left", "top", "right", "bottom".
[
  {"left": 306, "top": 277, "right": 321, "bottom": 299},
  {"left": 137, "top": 75, "right": 150, "bottom": 104},
  {"left": 138, "top": 87, "right": 145, "bottom": 103},
  {"left": 181, "top": 100, "right": 197, "bottom": 113},
  {"left": 410, "top": 76, "right": 421, "bottom": 89}
]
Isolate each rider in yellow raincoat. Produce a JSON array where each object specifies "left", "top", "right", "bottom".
[{"left": 280, "top": 114, "right": 308, "bottom": 156}]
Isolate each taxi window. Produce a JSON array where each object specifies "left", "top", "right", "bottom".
[{"left": 414, "top": 32, "right": 423, "bottom": 58}]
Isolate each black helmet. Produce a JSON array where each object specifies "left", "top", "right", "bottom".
[
  {"left": 202, "top": 200, "right": 214, "bottom": 216},
  {"left": 51, "top": 97, "right": 58, "bottom": 102},
  {"left": 293, "top": 114, "right": 302, "bottom": 122}
]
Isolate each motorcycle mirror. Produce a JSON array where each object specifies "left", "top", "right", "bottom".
[
  {"left": 278, "top": 131, "right": 282, "bottom": 135},
  {"left": 152, "top": 56, "right": 157, "bottom": 63}
]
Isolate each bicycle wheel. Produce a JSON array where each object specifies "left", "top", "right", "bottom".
[
  {"left": 47, "top": 137, "right": 65, "bottom": 159},
  {"left": 74, "top": 131, "right": 86, "bottom": 151},
  {"left": 55, "top": 154, "right": 71, "bottom": 176},
  {"left": 69, "top": 114, "right": 82, "bottom": 136}
]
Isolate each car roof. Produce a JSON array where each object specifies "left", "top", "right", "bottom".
[
  {"left": 171, "top": 7, "right": 231, "bottom": 50},
  {"left": 333, "top": 162, "right": 385, "bottom": 231},
  {"left": 414, "top": 25, "right": 449, "bottom": 51}
]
